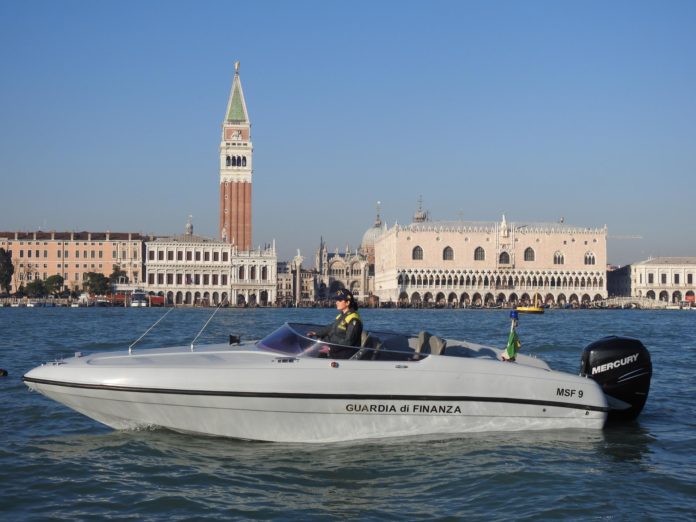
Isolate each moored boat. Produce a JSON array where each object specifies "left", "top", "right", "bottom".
[
  {"left": 130, "top": 289, "right": 148, "bottom": 307},
  {"left": 517, "top": 294, "right": 545, "bottom": 314},
  {"left": 23, "top": 322, "right": 652, "bottom": 443}
]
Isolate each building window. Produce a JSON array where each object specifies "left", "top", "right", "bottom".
[
  {"left": 177, "top": 251, "right": 183, "bottom": 261},
  {"left": 648, "top": 273, "right": 654, "bottom": 284},
  {"left": 584, "top": 252, "right": 595, "bottom": 265},
  {"left": 186, "top": 251, "right": 192, "bottom": 261},
  {"left": 524, "top": 247, "right": 535, "bottom": 262},
  {"left": 167, "top": 274, "right": 173, "bottom": 285},
  {"left": 213, "top": 252, "right": 219, "bottom": 262},
  {"left": 239, "top": 266, "right": 245, "bottom": 279},
  {"left": 195, "top": 251, "right": 201, "bottom": 261},
  {"left": 157, "top": 274, "right": 164, "bottom": 285},
  {"left": 688, "top": 274, "right": 693, "bottom": 285},
  {"left": 148, "top": 251, "right": 154, "bottom": 261},
  {"left": 675, "top": 274, "right": 680, "bottom": 285},
  {"left": 158, "top": 251, "right": 164, "bottom": 261},
  {"left": 223, "top": 252, "right": 229, "bottom": 262},
  {"left": 443, "top": 246, "right": 454, "bottom": 261},
  {"left": 176, "top": 274, "right": 183, "bottom": 285},
  {"left": 213, "top": 274, "right": 219, "bottom": 285},
  {"left": 474, "top": 247, "right": 485, "bottom": 261},
  {"left": 167, "top": 251, "right": 174, "bottom": 261},
  {"left": 554, "top": 252, "right": 564, "bottom": 265},
  {"left": 203, "top": 274, "right": 209, "bottom": 285},
  {"left": 204, "top": 252, "right": 210, "bottom": 262},
  {"left": 222, "top": 274, "right": 228, "bottom": 285},
  {"left": 661, "top": 274, "right": 667, "bottom": 285},
  {"left": 412, "top": 246, "right": 423, "bottom": 260},
  {"left": 499, "top": 252, "right": 510, "bottom": 264}
]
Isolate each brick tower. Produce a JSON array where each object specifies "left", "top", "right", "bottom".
[{"left": 219, "top": 61, "right": 252, "bottom": 250}]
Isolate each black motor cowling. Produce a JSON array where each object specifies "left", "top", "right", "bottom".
[{"left": 580, "top": 336, "right": 652, "bottom": 420}]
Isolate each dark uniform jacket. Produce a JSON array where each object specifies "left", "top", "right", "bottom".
[{"left": 315, "top": 310, "right": 363, "bottom": 359}]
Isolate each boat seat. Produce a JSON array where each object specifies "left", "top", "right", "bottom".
[
  {"left": 367, "top": 340, "right": 384, "bottom": 360},
  {"left": 415, "top": 331, "right": 447, "bottom": 357},
  {"left": 351, "top": 333, "right": 382, "bottom": 360},
  {"left": 416, "top": 331, "right": 432, "bottom": 354},
  {"left": 429, "top": 335, "right": 447, "bottom": 356}
]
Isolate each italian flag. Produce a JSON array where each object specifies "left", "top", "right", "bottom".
[{"left": 505, "top": 327, "right": 521, "bottom": 360}]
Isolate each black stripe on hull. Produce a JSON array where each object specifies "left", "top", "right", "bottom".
[{"left": 23, "top": 376, "right": 609, "bottom": 413}]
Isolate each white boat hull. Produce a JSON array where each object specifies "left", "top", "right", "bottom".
[{"left": 25, "top": 343, "right": 608, "bottom": 442}]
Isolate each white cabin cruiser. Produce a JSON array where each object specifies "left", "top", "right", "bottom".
[{"left": 23, "top": 322, "right": 652, "bottom": 443}]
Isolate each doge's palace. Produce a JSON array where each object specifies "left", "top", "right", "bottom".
[{"left": 373, "top": 213, "right": 607, "bottom": 307}]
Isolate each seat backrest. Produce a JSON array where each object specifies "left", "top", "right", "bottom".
[
  {"left": 360, "top": 331, "right": 371, "bottom": 347},
  {"left": 416, "top": 331, "right": 432, "bottom": 354},
  {"left": 369, "top": 341, "right": 384, "bottom": 360},
  {"left": 429, "top": 335, "right": 447, "bottom": 356}
]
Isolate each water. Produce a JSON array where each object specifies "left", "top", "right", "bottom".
[{"left": 1, "top": 307, "right": 695, "bottom": 520}]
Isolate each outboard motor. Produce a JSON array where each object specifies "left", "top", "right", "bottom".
[{"left": 580, "top": 336, "right": 652, "bottom": 420}]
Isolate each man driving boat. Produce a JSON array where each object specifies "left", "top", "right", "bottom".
[{"left": 307, "top": 289, "right": 363, "bottom": 359}]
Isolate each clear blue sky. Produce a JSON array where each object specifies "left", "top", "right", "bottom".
[{"left": 1, "top": 0, "right": 694, "bottom": 265}]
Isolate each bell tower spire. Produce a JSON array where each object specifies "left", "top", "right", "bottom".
[{"left": 219, "top": 61, "right": 252, "bottom": 250}]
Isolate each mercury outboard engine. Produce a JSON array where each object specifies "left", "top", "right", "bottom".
[{"left": 580, "top": 336, "right": 652, "bottom": 420}]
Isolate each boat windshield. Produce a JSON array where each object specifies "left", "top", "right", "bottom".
[
  {"left": 255, "top": 322, "right": 417, "bottom": 360},
  {"left": 256, "top": 323, "right": 333, "bottom": 356}
]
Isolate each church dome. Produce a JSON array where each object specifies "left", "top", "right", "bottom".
[
  {"left": 360, "top": 202, "right": 386, "bottom": 253},
  {"left": 361, "top": 221, "right": 386, "bottom": 252}
]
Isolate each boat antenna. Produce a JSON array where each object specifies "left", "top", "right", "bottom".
[
  {"left": 190, "top": 297, "right": 228, "bottom": 351},
  {"left": 128, "top": 307, "right": 175, "bottom": 355}
]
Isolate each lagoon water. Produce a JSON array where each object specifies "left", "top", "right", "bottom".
[{"left": 1, "top": 307, "right": 695, "bottom": 520}]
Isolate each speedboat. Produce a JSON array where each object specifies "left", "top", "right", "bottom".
[{"left": 23, "top": 322, "right": 652, "bottom": 443}]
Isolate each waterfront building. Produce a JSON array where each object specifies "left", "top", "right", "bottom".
[
  {"left": 0, "top": 230, "right": 144, "bottom": 293},
  {"left": 276, "top": 262, "right": 294, "bottom": 306},
  {"left": 144, "top": 218, "right": 276, "bottom": 306},
  {"left": 610, "top": 257, "right": 696, "bottom": 304},
  {"left": 276, "top": 253, "right": 316, "bottom": 307},
  {"left": 373, "top": 208, "right": 607, "bottom": 307},
  {"left": 315, "top": 238, "right": 371, "bottom": 302},
  {"left": 219, "top": 61, "right": 253, "bottom": 251}
]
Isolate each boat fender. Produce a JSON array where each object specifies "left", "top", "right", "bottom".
[{"left": 580, "top": 336, "right": 652, "bottom": 420}]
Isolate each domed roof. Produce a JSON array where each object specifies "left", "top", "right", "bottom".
[
  {"left": 361, "top": 222, "right": 386, "bottom": 251},
  {"left": 360, "top": 202, "right": 386, "bottom": 252}
]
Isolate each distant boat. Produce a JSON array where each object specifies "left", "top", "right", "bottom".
[
  {"left": 130, "top": 290, "right": 148, "bottom": 308},
  {"left": 517, "top": 295, "right": 544, "bottom": 314}
]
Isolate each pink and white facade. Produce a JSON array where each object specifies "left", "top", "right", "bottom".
[{"left": 373, "top": 215, "right": 608, "bottom": 307}]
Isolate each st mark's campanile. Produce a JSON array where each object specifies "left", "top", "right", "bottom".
[{"left": 219, "top": 61, "right": 252, "bottom": 251}]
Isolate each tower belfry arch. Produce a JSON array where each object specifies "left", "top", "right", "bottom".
[{"left": 219, "top": 61, "right": 252, "bottom": 251}]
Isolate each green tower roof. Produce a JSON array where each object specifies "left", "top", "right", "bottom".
[{"left": 226, "top": 76, "right": 247, "bottom": 123}]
